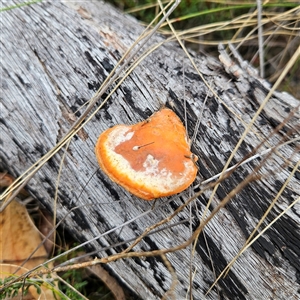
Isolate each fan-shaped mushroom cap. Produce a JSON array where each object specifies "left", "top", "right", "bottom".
[{"left": 95, "top": 108, "right": 198, "bottom": 200}]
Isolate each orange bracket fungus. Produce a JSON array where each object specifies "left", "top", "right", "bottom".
[{"left": 95, "top": 108, "right": 198, "bottom": 200}]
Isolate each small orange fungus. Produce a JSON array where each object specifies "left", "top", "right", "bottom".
[{"left": 95, "top": 108, "right": 198, "bottom": 200}]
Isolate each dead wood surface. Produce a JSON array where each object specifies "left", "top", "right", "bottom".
[{"left": 1, "top": 1, "right": 300, "bottom": 299}]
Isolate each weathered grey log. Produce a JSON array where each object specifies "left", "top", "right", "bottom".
[{"left": 1, "top": 1, "right": 300, "bottom": 299}]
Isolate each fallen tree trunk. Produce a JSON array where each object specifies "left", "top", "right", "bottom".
[{"left": 1, "top": 1, "right": 300, "bottom": 299}]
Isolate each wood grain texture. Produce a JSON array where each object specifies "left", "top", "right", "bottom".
[{"left": 1, "top": 1, "right": 300, "bottom": 299}]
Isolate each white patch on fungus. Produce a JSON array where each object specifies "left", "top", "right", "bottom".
[
  {"left": 106, "top": 127, "right": 134, "bottom": 149},
  {"left": 142, "top": 154, "right": 160, "bottom": 175}
]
